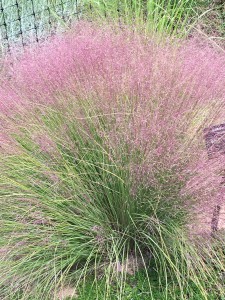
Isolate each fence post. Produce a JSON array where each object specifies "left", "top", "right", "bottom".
[
  {"left": 30, "top": 0, "right": 39, "bottom": 43},
  {"left": 0, "top": 0, "right": 10, "bottom": 52},
  {"left": 15, "top": 0, "right": 25, "bottom": 46}
]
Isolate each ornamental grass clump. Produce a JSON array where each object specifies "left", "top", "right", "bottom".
[{"left": 0, "top": 22, "right": 225, "bottom": 299}]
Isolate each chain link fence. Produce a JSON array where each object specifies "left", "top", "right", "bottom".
[{"left": 0, "top": 0, "right": 82, "bottom": 53}]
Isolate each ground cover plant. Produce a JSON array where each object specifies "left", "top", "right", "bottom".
[{"left": 0, "top": 22, "right": 225, "bottom": 299}]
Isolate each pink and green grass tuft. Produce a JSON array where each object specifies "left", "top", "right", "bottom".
[{"left": 0, "top": 22, "right": 224, "bottom": 299}]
